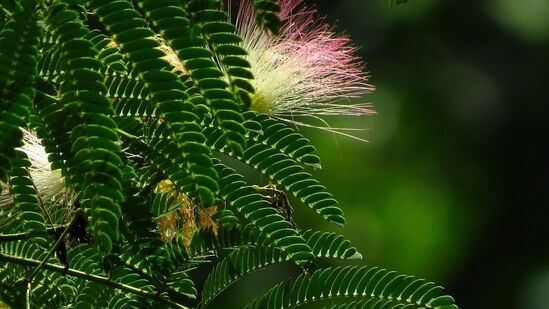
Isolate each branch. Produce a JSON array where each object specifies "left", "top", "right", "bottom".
[
  {"left": 113, "top": 254, "right": 195, "bottom": 301},
  {"left": 0, "top": 225, "right": 66, "bottom": 242},
  {"left": 0, "top": 252, "right": 189, "bottom": 309},
  {"left": 25, "top": 209, "right": 82, "bottom": 282}
]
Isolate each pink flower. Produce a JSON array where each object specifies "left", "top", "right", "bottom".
[{"left": 236, "top": 0, "right": 374, "bottom": 137}]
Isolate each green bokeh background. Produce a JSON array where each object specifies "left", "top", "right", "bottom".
[{"left": 211, "top": 0, "right": 549, "bottom": 308}]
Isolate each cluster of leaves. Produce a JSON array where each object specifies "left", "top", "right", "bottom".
[{"left": 0, "top": 0, "right": 456, "bottom": 308}]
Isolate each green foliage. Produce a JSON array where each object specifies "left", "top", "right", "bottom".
[
  {"left": 0, "top": 0, "right": 39, "bottom": 186},
  {"left": 200, "top": 230, "right": 361, "bottom": 307},
  {"left": 254, "top": 0, "right": 282, "bottom": 34},
  {"left": 0, "top": 0, "right": 457, "bottom": 308},
  {"left": 7, "top": 151, "right": 50, "bottom": 247},
  {"left": 246, "top": 266, "right": 458, "bottom": 309},
  {"left": 46, "top": 1, "right": 126, "bottom": 253}
]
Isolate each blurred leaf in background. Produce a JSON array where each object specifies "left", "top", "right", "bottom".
[{"left": 486, "top": 0, "right": 549, "bottom": 42}]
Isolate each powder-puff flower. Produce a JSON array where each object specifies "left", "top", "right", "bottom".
[{"left": 235, "top": 0, "right": 374, "bottom": 138}]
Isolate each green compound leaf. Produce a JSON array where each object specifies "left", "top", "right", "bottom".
[
  {"left": 214, "top": 162, "right": 314, "bottom": 268},
  {"left": 246, "top": 266, "right": 458, "bottom": 309},
  {"left": 7, "top": 150, "right": 50, "bottom": 247},
  {"left": 0, "top": 4, "right": 40, "bottom": 184},
  {"left": 201, "top": 230, "right": 361, "bottom": 307},
  {"left": 46, "top": 3, "right": 125, "bottom": 253},
  {"left": 254, "top": 0, "right": 282, "bottom": 35},
  {"left": 88, "top": 0, "right": 219, "bottom": 208}
]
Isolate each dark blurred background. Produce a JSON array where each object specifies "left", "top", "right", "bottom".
[
  {"left": 213, "top": 0, "right": 549, "bottom": 308},
  {"left": 309, "top": 0, "right": 549, "bottom": 308}
]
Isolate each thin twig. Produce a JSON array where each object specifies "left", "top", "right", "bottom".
[
  {"left": 0, "top": 225, "right": 66, "bottom": 242},
  {"left": 115, "top": 127, "right": 140, "bottom": 140},
  {"left": 114, "top": 254, "right": 193, "bottom": 301},
  {"left": 26, "top": 281, "right": 31, "bottom": 309},
  {"left": 0, "top": 252, "right": 189, "bottom": 309},
  {"left": 25, "top": 209, "right": 82, "bottom": 283}
]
